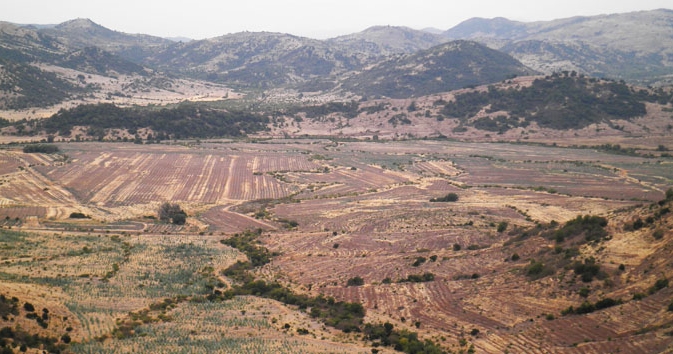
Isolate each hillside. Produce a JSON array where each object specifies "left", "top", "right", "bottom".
[
  {"left": 2, "top": 11, "right": 673, "bottom": 110},
  {"left": 41, "top": 18, "right": 173, "bottom": 63},
  {"left": 1, "top": 21, "right": 150, "bottom": 76},
  {"left": 340, "top": 40, "right": 535, "bottom": 99},
  {"left": 6, "top": 73, "right": 673, "bottom": 145},
  {"left": 443, "top": 9, "right": 673, "bottom": 85},
  {"left": 39, "top": 102, "right": 269, "bottom": 139},
  {"left": 0, "top": 58, "right": 80, "bottom": 109},
  {"left": 440, "top": 73, "right": 660, "bottom": 131},
  {"left": 0, "top": 22, "right": 235, "bottom": 118},
  {"left": 142, "top": 31, "right": 366, "bottom": 89}
]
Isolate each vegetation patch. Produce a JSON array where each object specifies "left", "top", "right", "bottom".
[
  {"left": 20, "top": 102, "right": 269, "bottom": 139},
  {"left": 562, "top": 297, "right": 622, "bottom": 316},
  {"left": 158, "top": 202, "right": 187, "bottom": 225},
  {"left": 397, "top": 273, "right": 435, "bottom": 283},
  {"left": 430, "top": 193, "right": 459, "bottom": 202},
  {"left": 216, "top": 230, "right": 442, "bottom": 351},
  {"left": 0, "top": 294, "right": 71, "bottom": 353},
  {"left": 441, "top": 73, "right": 662, "bottom": 130},
  {"left": 364, "top": 322, "right": 443, "bottom": 354},
  {"left": 22, "top": 144, "right": 60, "bottom": 154},
  {"left": 549, "top": 215, "right": 608, "bottom": 243}
]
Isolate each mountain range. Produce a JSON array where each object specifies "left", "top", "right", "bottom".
[
  {"left": 443, "top": 9, "right": 673, "bottom": 85},
  {"left": 1, "top": 9, "right": 672, "bottom": 111}
]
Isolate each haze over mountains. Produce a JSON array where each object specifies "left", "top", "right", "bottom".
[{"left": 1, "top": 9, "right": 672, "bottom": 104}]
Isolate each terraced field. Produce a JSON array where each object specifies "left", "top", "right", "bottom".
[{"left": 0, "top": 139, "right": 672, "bottom": 353}]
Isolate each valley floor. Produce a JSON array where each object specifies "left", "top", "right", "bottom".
[{"left": 1, "top": 139, "right": 672, "bottom": 353}]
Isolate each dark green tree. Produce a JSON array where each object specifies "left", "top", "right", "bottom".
[{"left": 158, "top": 202, "right": 187, "bottom": 225}]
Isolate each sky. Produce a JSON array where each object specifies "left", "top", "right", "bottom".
[{"left": 3, "top": 0, "right": 672, "bottom": 39}]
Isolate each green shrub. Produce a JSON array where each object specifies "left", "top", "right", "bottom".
[
  {"left": 68, "top": 212, "right": 90, "bottom": 219},
  {"left": 632, "top": 218, "right": 644, "bottom": 230},
  {"left": 562, "top": 297, "right": 621, "bottom": 315},
  {"left": 573, "top": 258, "right": 602, "bottom": 282},
  {"left": 399, "top": 273, "right": 435, "bottom": 283},
  {"left": 22, "top": 144, "right": 60, "bottom": 154},
  {"left": 412, "top": 257, "right": 426, "bottom": 267},
  {"left": 526, "top": 259, "right": 554, "bottom": 279},
  {"left": 158, "top": 202, "right": 187, "bottom": 225},
  {"left": 649, "top": 278, "right": 669, "bottom": 294},
  {"left": 552, "top": 215, "right": 608, "bottom": 243},
  {"left": 346, "top": 276, "right": 365, "bottom": 287},
  {"left": 430, "top": 193, "right": 459, "bottom": 202},
  {"left": 579, "top": 287, "right": 590, "bottom": 298}
]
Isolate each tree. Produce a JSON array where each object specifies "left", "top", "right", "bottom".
[{"left": 158, "top": 202, "right": 187, "bottom": 225}]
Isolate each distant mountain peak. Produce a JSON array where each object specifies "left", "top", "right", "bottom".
[
  {"left": 55, "top": 18, "right": 103, "bottom": 30},
  {"left": 328, "top": 26, "right": 445, "bottom": 57}
]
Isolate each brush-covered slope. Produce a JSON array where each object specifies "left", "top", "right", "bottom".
[
  {"left": 144, "top": 32, "right": 365, "bottom": 89},
  {"left": 340, "top": 40, "right": 535, "bottom": 98},
  {"left": 42, "top": 18, "right": 173, "bottom": 63}
]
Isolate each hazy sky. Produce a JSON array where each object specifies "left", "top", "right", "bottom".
[{"left": 4, "top": 0, "right": 672, "bottom": 39}]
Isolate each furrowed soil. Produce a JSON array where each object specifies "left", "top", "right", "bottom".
[{"left": 1, "top": 139, "right": 672, "bottom": 353}]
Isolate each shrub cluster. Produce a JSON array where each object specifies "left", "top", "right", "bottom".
[
  {"left": 22, "top": 144, "right": 60, "bottom": 154},
  {"left": 551, "top": 215, "right": 608, "bottom": 243},
  {"left": 364, "top": 322, "right": 443, "bottom": 354},
  {"left": 430, "top": 193, "right": 459, "bottom": 202},
  {"left": 158, "top": 202, "right": 187, "bottom": 225},
  {"left": 33, "top": 102, "right": 268, "bottom": 139},
  {"left": 219, "top": 230, "right": 272, "bottom": 268},
  {"left": 562, "top": 297, "right": 621, "bottom": 315},
  {"left": 442, "top": 74, "right": 651, "bottom": 131},
  {"left": 216, "top": 230, "right": 443, "bottom": 352},
  {"left": 346, "top": 276, "right": 365, "bottom": 287},
  {"left": 0, "top": 294, "right": 69, "bottom": 352},
  {"left": 572, "top": 257, "right": 606, "bottom": 283},
  {"left": 398, "top": 273, "right": 435, "bottom": 283}
]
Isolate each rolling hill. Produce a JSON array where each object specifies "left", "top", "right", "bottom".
[
  {"left": 143, "top": 31, "right": 365, "bottom": 89},
  {"left": 340, "top": 40, "right": 535, "bottom": 98},
  {"left": 40, "top": 18, "right": 174, "bottom": 63}
]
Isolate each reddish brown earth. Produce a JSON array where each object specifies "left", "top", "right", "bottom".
[{"left": 1, "top": 138, "right": 672, "bottom": 353}]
